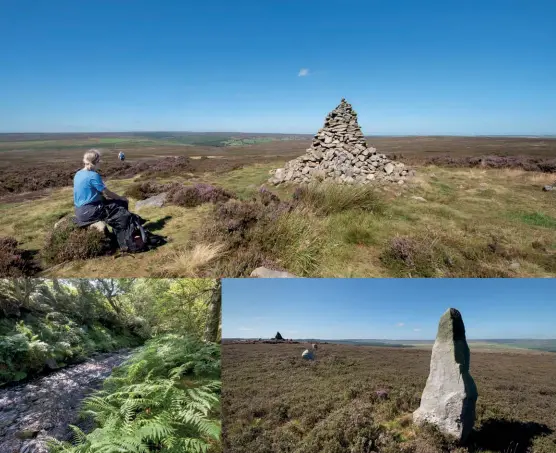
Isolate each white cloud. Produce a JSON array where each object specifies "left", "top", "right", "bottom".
[
  {"left": 238, "top": 327, "right": 253, "bottom": 331},
  {"left": 397, "top": 323, "right": 405, "bottom": 327},
  {"left": 298, "top": 68, "right": 310, "bottom": 77},
  {"left": 413, "top": 328, "right": 422, "bottom": 332}
]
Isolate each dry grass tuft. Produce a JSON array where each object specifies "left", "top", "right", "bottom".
[{"left": 157, "top": 242, "right": 227, "bottom": 277}]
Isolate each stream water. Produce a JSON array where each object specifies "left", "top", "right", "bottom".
[{"left": 0, "top": 349, "right": 133, "bottom": 453}]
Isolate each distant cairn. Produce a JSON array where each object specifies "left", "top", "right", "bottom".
[
  {"left": 269, "top": 98, "right": 414, "bottom": 186},
  {"left": 413, "top": 308, "right": 478, "bottom": 442}
]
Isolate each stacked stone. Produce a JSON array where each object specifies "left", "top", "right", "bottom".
[{"left": 269, "top": 98, "right": 414, "bottom": 186}]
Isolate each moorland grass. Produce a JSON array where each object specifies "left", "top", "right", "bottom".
[
  {"left": 222, "top": 343, "right": 556, "bottom": 453},
  {"left": 0, "top": 165, "right": 555, "bottom": 277}
]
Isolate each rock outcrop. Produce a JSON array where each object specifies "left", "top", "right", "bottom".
[
  {"left": 413, "top": 308, "right": 478, "bottom": 442},
  {"left": 269, "top": 99, "right": 414, "bottom": 186},
  {"left": 135, "top": 193, "right": 167, "bottom": 211},
  {"left": 54, "top": 217, "right": 108, "bottom": 235}
]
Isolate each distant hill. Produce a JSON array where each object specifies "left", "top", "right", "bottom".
[
  {"left": 223, "top": 338, "right": 556, "bottom": 352},
  {"left": 0, "top": 132, "right": 311, "bottom": 147}
]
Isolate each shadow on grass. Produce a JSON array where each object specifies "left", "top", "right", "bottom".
[
  {"left": 470, "top": 419, "right": 553, "bottom": 453},
  {"left": 143, "top": 215, "right": 172, "bottom": 232}
]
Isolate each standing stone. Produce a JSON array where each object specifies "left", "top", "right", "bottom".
[{"left": 413, "top": 308, "right": 478, "bottom": 442}]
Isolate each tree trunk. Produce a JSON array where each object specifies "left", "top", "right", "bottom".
[{"left": 204, "top": 280, "right": 221, "bottom": 343}]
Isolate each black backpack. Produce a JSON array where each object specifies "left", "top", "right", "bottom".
[{"left": 114, "top": 213, "right": 166, "bottom": 253}]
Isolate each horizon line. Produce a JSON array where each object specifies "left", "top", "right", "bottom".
[
  {"left": 1, "top": 131, "right": 555, "bottom": 138},
  {"left": 223, "top": 337, "right": 556, "bottom": 341}
]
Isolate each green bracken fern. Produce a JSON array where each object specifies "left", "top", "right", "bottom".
[{"left": 48, "top": 334, "right": 221, "bottom": 453}]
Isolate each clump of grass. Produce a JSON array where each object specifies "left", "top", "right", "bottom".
[
  {"left": 293, "top": 183, "right": 386, "bottom": 216},
  {"left": 343, "top": 226, "right": 379, "bottom": 246},
  {"left": 508, "top": 212, "right": 556, "bottom": 230},
  {"left": 41, "top": 218, "right": 112, "bottom": 265},
  {"left": 406, "top": 423, "right": 462, "bottom": 453},
  {"left": 187, "top": 184, "right": 389, "bottom": 277},
  {"left": 193, "top": 190, "right": 321, "bottom": 277},
  {"left": 379, "top": 233, "right": 524, "bottom": 278},
  {"left": 0, "top": 237, "right": 39, "bottom": 276}
]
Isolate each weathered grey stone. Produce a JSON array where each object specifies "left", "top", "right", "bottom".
[
  {"left": 542, "top": 185, "right": 554, "bottom": 191},
  {"left": 250, "top": 267, "right": 298, "bottom": 278},
  {"left": 135, "top": 193, "right": 168, "bottom": 211},
  {"left": 413, "top": 308, "right": 478, "bottom": 442},
  {"left": 302, "top": 349, "right": 314, "bottom": 360},
  {"left": 384, "top": 163, "right": 394, "bottom": 174}
]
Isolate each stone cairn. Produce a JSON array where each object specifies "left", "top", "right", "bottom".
[
  {"left": 269, "top": 98, "right": 413, "bottom": 186},
  {"left": 413, "top": 308, "right": 478, "bottom": 442}
]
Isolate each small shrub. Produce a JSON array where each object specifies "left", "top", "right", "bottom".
[
  {"left": 426, "top": 155, "right": 556, "bottom": 173},
  {"left": 383, "top": 236, "right": 420, "bottom": 268},
  {"left": 41, "top": 218, "right": 111, "bottom": 265},
  {"left": 124, "top": 180, "right": 171, "bottom": 200},
  {"left": 170, "top": 183, "right": 236, "bottom": 208},
  {"left": 258, "top": 187, "right": 281, "bottom": 206},
  {"left": 0, "top": 236, "right": 38, "bottom": 276},
  {"left": 296, "top": 401, "right": 395, "bottom": 453}
]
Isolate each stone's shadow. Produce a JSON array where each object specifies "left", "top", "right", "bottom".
[
  {"left": 144, "top": 215, "right": 172, "bottom": 232},
  {"left": 470, "top": 419, "right": 553, "bottom": 453}
]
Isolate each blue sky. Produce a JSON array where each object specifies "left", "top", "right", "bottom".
[
  {"left": 222, "top": 279, "right": 556, "bottom": 340},
  {"left": 1, "top": 0, "right": 555, "bottom": 135}
]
